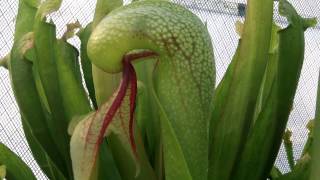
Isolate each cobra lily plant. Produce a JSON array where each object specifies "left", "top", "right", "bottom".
[{"left": 0, "top": 0, "right": 318, "bottom": 179}]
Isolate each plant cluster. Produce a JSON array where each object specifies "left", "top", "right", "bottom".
[{"left": 0, "top": 0, "right": 318, "bottom": 180}]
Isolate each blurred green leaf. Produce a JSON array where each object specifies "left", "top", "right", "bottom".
[
  {"left": 0, "top": 165, "right": 6, "bottom": 179},
  {"left": 92, "top": 0, "right": 123, "bottom": 28},
  {"left": 270, "top": 166, "right": 282, "bottom": 179},
  {"left": 0, "top": 143, "right": 36, "bottom": 180},
  {"left": 277, "top": 154, "right": 311, "bottom": 180},
  {"left": 311, "top": 74, "right": 320, "bottom": 180}
]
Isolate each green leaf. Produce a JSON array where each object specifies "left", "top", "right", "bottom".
[
  {"left": 33, "top": 20, "right": 72, "bottom": 169},
  {"left": 22, "top": 0, "right": 40, "bottom": 8},
  {"left": 270, "top": 166, "right": 282, "bottom": 179},
  {"left": 78, "top": 23, "right": 98, "bottom": 109},
  {"left": 252, "top": 23, "right": 281, "bottom": 122},
  {"left": 55, "top": 39, "right": 92, "bottom": 120},
  {"left": 33, "top": 2, "right": 73, "bottom": 177},
  {"left": 151, "top": 90, "right": 192, "bottom": 180},
  {"left": 14, "top": 0, "right": 38, "bottom": 42},
  {"left": 9, "top": 32, "right": 67, "bottom": 180},
  {"left": 9, "top": 0, "right": 69, "bottom": 177},
  {"left": 108, "top": 131, "right": 157, "bottom": 180},
  {"left": 134, "top": 59, "right": 161, "bottom": 170},
  {"left": 208, "top": 0, "right": 275, "bottom": 178},
  {"left": 231, "top": 0, "right": 315, "bottom": 179},
  {"left": 22, "top": 120, "right": 67, "bottom": 180},
  {"left": 97, "top": 141, "right": 122, "bottom": 180},
  {"left": 32, "top": 60, "right": 52, "bottom": 115},
  {"left": 0, "top": 143, "right": 36, "bottom": 180}
]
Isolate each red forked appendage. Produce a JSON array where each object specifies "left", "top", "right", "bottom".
[{"left": 97, "top": 51, "right": 158, "bottom": 158}]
